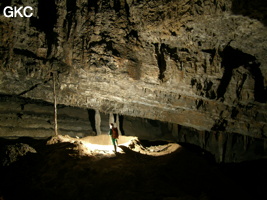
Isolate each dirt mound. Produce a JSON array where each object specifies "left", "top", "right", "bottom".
[
  {"left": 0, "top": 143, "right": 36, "bottom": 166},
  {"left": 46, "top": 135, "right": 180, "bottom": 158},
  {"left": 0, "top": 136, "right": 257, "bottom": 200}
]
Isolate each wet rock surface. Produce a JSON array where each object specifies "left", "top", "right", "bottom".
[{"left": 0, "top": 135, "right": 266, "bottom": 200}]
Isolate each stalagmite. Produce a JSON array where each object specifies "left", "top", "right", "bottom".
[
  {"left": 109, "top": 113, "right": 114, "bottom": 124},
  {"left": 115, "top": 114, "right": 122, "bottom": 135},
  {"left": 95, "top": 110, "right": 101, "bottom": 135}
]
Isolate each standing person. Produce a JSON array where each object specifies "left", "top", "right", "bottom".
[{"left": 109, "top": 123, "right": 119, "bottom": 152}]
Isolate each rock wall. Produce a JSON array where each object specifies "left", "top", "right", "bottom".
[
  {"left": 0, "top": 95, "right": 93, "bottom": 137},
  {"left": 0, "top": 95, "right": 165, "bottom": 140},
  {"left": 1, "top": 95, "right": 266, "bottom": 163},
  {"left": 169, "top": 124, "right": 267, "bottom": 163},
  {"left": 0, "top": 1, "right": 267, "bottom": 149}
]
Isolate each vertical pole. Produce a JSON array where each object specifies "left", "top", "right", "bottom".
[{"left": 53, "top": 72, "right": 58, "bottom": 136}]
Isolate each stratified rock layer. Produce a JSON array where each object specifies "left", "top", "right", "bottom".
[
  {"left": 0, "top": 0, "right": 267, "bottom": 139},
  {"left": 0, "top": 95, "right": 93, "bottom": 137}
]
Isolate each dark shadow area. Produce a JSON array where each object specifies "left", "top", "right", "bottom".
[
  {"left": 0, "top": 1, "right": 11, "bottom": 13},
  {"left": 217, "top": 46, "right": 267, "bottom": 102},
  {"left": 232, "top": 0, "right": 267, "bottom": 26},
  {"left": 30, "top": 0, "right": 58, "bottom": 57},
  {"left": 153, "top": 43, "right": 182, "bottom": 81},
  {"left": 119, "top": 115, "right": 125, "bottom": 135},
  {"left": 126, "top": 30, "right": 139, "bottom": 41},
  {"left": 154, "top": 43, "right": 167, "bottom": 81},
  {"left": 87, "top": 109, "right": 96, "bottom": 133},
  {"left": 113, "top": 0, "right": 121, "bottom": 14},
  {"left": 13, "top": 48, "right": 45, "bottom": 60},
  {"left": 178, "top": 142, "right": 216, "bottom": 164},
  {"left": 87, "top": 0, "right": 99, "bottom": 12},
  {"left": 0, "top": 138, "right": 78, "bottom": 200},
  {"left": 179, "top": 142, "right": 267, "bottom": 200},
  {"left": 217, "top": 46, "right": 255, "bottom": 99},
  {"left": 247, "top": 62, "right": 267, "bottom": 103},
  {"left": 64, "top": 0, "right": 77, "bottom": 39},
  {"left": 140, "top": 139, "right": 170, "bottom": 147},
  {"left": 118, "top": 145, "right": 152, "bottom": 158},
  {"left": 220, "top": 159, "right": 267, "bottom": 200},
  {"left": 0, "top": 93, "right": 54, "bottom": 106},
  {"left": 211, "top": 118, "right": 228, "bottom": 132},
  {"left": 0, "top": 137, "right": 258, "bottom": 200}
]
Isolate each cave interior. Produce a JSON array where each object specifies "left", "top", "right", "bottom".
[{"left": 1, "top": 0, "right": 267, "bottom": 200}]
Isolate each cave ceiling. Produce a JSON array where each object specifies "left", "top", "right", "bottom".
[{"left": 0, "top": 0, "right": 267, "bottom": 138}]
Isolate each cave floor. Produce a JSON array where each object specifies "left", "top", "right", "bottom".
[{"left": 0, "top": 136, "right": 266, "bottom": 200}]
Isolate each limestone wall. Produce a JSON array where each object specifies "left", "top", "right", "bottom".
[
  {"left": 0, "top": 95, "right": 93, "bottom": 138},
  {"left": 0, "top": 1, "right": 267, "bottom": 143}
]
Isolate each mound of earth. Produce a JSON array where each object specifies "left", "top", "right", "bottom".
[
  {"left": 47, "top": 135, "right": 180, "bottom": 158},
  {"left": 0, "top": 135, "right": 264, "bottom": 200}
]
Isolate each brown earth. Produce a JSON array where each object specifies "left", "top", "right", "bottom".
[{"left": 0, "top": 135, "right": 266, "bottom": 200}]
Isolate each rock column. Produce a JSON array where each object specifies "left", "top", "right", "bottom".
[{"left": 95, "top": 110, "right": 101, "bottom": 135}]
